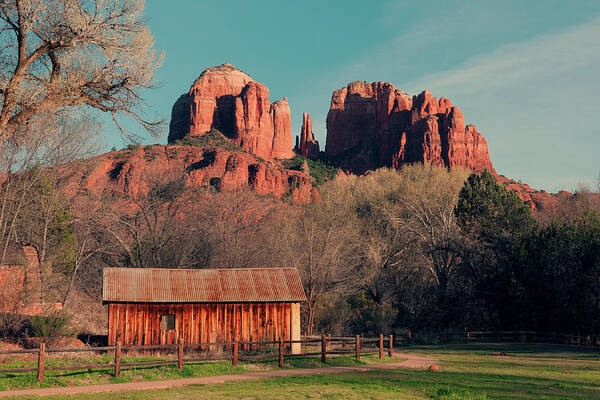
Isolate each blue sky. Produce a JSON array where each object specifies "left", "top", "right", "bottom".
[{"left": 106, "top": 0, "right": 600, "bottom": 192}]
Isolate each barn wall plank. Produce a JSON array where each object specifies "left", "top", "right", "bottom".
[{"left": 106, "top": 302, "right": 300, "bottom": 347}]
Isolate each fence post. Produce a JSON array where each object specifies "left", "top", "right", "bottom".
[
  {"left": 379, "top": 334, "right": 384, "bottom": 360},
  {"left": 278, "top": 336, "right": 284, "bottom": 368},
  {"left": 388, "top": 335, "right": 393, "bottom": 357},
  {"left": 233, "top": 337, "right": 239, "bottom": 367},
  {"left": 321, "top": 334, "right": 327, "bottom": 364},
  {"left": 114, "top": 341, "right": 121, "bottom": 377},
  {"left": 249, "top": 335, "right": 253, "bottom": 352},
  {"left": 178, "top": 337, "right": 184, "bottom": 371},
  {"left": 37, "top": 342, "right": 45, "bottom": 383},
  {"left": 355, "top": 334, "right": 360, "bottom": 361}
]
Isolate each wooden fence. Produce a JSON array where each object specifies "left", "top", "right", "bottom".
[
  {"left": 0, "top": 334, "right": 395, "bottom": 383},
  {"left": 2, "top": 330, "right": 591, "bottom": 384},
  {"left": 445, "top": 331, "right": 596, "bottom": 346}
]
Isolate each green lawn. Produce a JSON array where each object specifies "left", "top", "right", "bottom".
[{"left": 2, "top": 344, "right": 599, "bottom": 399}]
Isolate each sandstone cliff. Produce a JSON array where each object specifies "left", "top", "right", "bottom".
[
  {"left": 325, "top": 82, "right": 494, "bottom": 174},
  {"left": 60, "top": 141, "right": 318, "bottom": 207},
  {"left": 168, "top": 64, "right": 294, "bottom": 160}
]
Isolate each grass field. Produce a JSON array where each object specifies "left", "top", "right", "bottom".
[
  {"left": 2, "top": 344, "right": 600, "bottom": 399},
  {"left": 0, "top": 350, "right": 393, "bottom": 391}
]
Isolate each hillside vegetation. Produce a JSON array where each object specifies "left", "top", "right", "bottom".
[{"left": 3, "top": 163, "right": 600, "bottom": 343}]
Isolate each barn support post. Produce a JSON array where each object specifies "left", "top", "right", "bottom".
[
  {"left": 37, "top": 342, "right": 45, "bottom": 383},
  {"left": 233, "top": 337, "right": 239, "bottom": 367},
  {"left": 114, "top": 341, "right": 121, "bottom": 377},
  {"left": 379, "top": 334, "right": 384, "bottom": 360},
  {"left": 388, "top": 335, "right": 394, "bottom": 357},
  {"left": 321, "top": 334, "right": 327, "bottom": 364},
  {"left": 178, "top": 337, "right": 184, "bottom": 371},
  {"left": 355, "top": 335, "right": 360, "bottom": 360},
  {"left": 278, "top": 336, "right": 284, "bottom": 368},
  {"left": 290, "top": 303, "right": 301, "bottom": 354}
]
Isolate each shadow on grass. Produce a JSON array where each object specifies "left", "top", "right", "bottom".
[
  {"left": 271, "top": 368, "right": 600, "bottom": 400},
  {"left": 405, "top": 343, "right": 600, "bottom": 360}
]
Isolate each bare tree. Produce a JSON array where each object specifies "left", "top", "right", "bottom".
[
  {"left": 198, "top": 189, "right": 288, "bottom": 268},
  {"left": 0, "top": 113, "right": 99, "bottom": 267},
  {"left": 383, "top": 164, "right": 470, "bottom": 293},
  {"left": 63, "top": 202, "right": 113, "bottom": 307},
  {"left": 280, "top": 178, "right": 363, "bottom": 334},
  {"left": 0, "top": 0, "right": 163, "bottom": 143}
]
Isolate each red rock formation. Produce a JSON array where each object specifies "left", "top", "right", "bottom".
[
  {"left": 495, "top": 174, "right": 558, "bottom": 212},
  {"left": 189, "top": 64, "right": 253, "bottom": 137},
  {"left": 59, "top": 144, "right": 316, "bottom": 206},
  {"left": 168, "top": 64, "right": 294, "bottom": 159},
  {"left": 296, "top": 112, "right": 320, "bottom": 157},
  {"left": 270, "top": 98, "right": 295, "bottom": 159},
  {"left": 0, "top": 245, "right": 62, "bottom": 316},
  {"left": 234, "top": 81, "right": 274, "bottom": 158},
  {"left": 325, "top": 82, "right": 493, "bottom": 174}
]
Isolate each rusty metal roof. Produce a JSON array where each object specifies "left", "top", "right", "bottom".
[{"left": 102, "top": 267, "right": 307, "bottom": 303}]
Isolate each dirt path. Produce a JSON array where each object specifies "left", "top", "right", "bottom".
[
  {"left": 392, "top": 352, "right": 438, "bottom": 368},
  {"left": 0, "top": 353, "right": 437, "bottom": 398}
]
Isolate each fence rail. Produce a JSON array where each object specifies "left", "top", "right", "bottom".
[
  {"left": 3, "top": 330, "right": 589, "bottom": 383},
  {"left": 443, "top": 331, "right": 597, "bottom": 346},
  {"left": 0, "top": 334, "right": 394, "bottom": 383}
]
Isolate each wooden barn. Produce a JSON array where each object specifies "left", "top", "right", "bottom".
[{"left": 102, "top": 267, "right": 306, "bottom": 353}]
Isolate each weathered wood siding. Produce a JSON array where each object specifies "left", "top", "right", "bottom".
[{"left": 107, "top": 302, "right": 301, "bottom": 351}]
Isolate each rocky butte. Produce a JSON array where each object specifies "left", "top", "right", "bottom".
[
  {"left": 325, "top": 81, "right": 493, "bottom": 174},
  {"left": 323, "top": 80, "right": 555, "bottom": 210},
  {"left": 169, "top": 63, "right": 294, "bottom": 160}
]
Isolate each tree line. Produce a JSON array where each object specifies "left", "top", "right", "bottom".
[{"left": 5, "top": 159, "right": 599, "bottom": 344}]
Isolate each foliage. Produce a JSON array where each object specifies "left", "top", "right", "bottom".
[
  {"left": 27, "top": 313, "right": 76, "bottom": 339},
  {"left": 455, "top": 170, "right": 537, "bottom": 242},
  {"left": 452, "top": 170, "right": 539, "bottom": 331},
  {"left": 0, "top": 0, "right": 163, "bottom": 143},
  {"left": 17, "top": 170, "right": 77, "bottom": 276},
  {"left": 427, "top": 386, "right": 487, "bottom": 400},
  {"left": 346, "top": 291, "right": 398, "bottom": 336},
  {"left": 282, "top": 155, "right": 339, "bottom": 186},
  {"left": 511, "top": 210, "right": 600, "bottom": 337},
  {"left": 171, "top": 129, "right": 245, "bottom": 153},
  {"left": 33, "top": 157, "right": 600, "bottom": 342},
  {"left": 0, "top": 312, "right": 27, "bottom": 338},
  {"left": 0, "top": 312, "right": 75, "bottom": 339},
  {"left": 124, "top": 144, "right": 140, "bottom": 151},
  {"left": 280, "top": 176, "right": 363, "bottom": 334}
]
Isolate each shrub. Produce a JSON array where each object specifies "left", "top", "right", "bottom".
[
  {"left": 171, "top": 129, "right": 243, "bottom": 153},
  {"left": 25, "top": 312, "right": 76, "bottom": 340},
  {"left": 282, "top": 155, "right": 338, "bottom": 186},
  {"left": 0, "top": 312, "right": 28, "bottom": 339}
]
